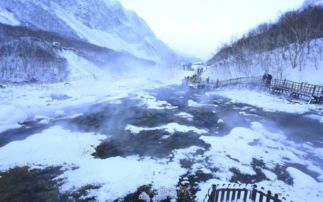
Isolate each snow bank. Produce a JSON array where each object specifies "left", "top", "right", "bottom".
[
  {"left": 175, "top": 112, "right": 194, "bottom": 121},
  {"left": 187, "top": 99, "right": 211, "bottom": 108},
  {"left": 212, "top": 89, "right": 315, "bottom": 114},
  {"left": 133, "top": 91, "right": 177, "bottom": 110},
  {"left": 198, "top": 122, "right": 323, "bottom": 202},
  {"left": 0, "top": 105, "right": 27, "bottom": 133},
  {"left": 126, "top": 122, "right": 208, "bottom": 135},
  {"left": 63, "top": 51, "right": 109, "bottom": 81},
  {"left": 0, "top": 8, "right": 20, "bottom": 26},
  {"left": 207, "top": 39, "right": 323, "bottom": 85}
]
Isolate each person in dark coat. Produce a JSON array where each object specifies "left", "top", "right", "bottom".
[
  {"left": 262, "top": 73, "right": 268, "bottom": 82},
  {"left": 266, "top": 74, "right": 272, "bottom": 86}
]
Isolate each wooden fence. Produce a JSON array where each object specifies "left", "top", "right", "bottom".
[
  {"left": 204, "top": 184, "right": 289, "bottom": 202},
  {"left": 184, "top": 76, "right": 323, "bottom": 103}
]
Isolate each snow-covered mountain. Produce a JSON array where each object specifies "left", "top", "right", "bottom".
[
  {"left": 0, "top": 0, "right": 178, "bottom": 63},
  {"left": 207, "top": 0, "right": 323, "bottom": 85},
  {"left": 0, "top": 0, "right": 180, "bottom": 82}
]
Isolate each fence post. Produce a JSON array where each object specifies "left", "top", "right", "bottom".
[
  {"left": 312, "top": 85, "right": 317, "bottom": 96},
  {"left": 220, "top": 189, "right": 225, "bottom": 202},
  {"left": 243, "top": 188, "right": 248, "bottom": 202},
  {"left": 266, "top": 191, "right": 272, "bottom": 202},
  {"left": 226, "top": 189, "right": 231, "bottom": 202},
  {"left": 214, "top": 189, "right": 219, "bottom": 202},
  {"left": 251, "top": 185, "right": 257, "bottom": 201},
  {"left": 259, "top": 191, "right": 264, "bottom": 202},
  {"left": 237, "top": 189, "right": 242, "bottom": 200},
  {"left": 232, "top": 189, "right": 237, "bottom": 201}
]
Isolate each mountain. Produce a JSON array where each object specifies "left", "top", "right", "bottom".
[
  {"left": 207, "top": 1, "right": 323, "bottom": 84},
  {"left": 0, "top": 0, "right": 178, "bottom": 63},
  {"left": 0, "top": 0, "right": 179, "bottom": 82}
]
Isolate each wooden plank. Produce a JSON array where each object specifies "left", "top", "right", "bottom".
[
  {"left": 243, "top": 189, "right": 248, "bottom": 202},
  {"left": 266, "top": 190, "right": 272, "bottom": 202}
]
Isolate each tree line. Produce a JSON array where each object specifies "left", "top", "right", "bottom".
[
  {"left": 0, "top": 38, "right": 68, "bottom": 82},
  {"left": 208, "top": 6, "right": 323, "bottom": 77}
]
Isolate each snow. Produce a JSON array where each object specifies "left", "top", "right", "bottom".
[
  {"left": 0, "top": 106, "right": 27, "bottom": 133},
  {"left": 306, "top": 114, "right": 323, "bottom": 123},
  {"left": 285, "top": 64, "right": 323, "bottom": 85},
  {"left": 301, "top": 0, "right": 323, "bottom": 10},
  {"left": 0, "top": 126, "right": 186, "bottom": 201},
  {"left": 207, "top": 39, "right": 323, "bottom": 86},
  {"left": 49, "top": 0, "right": 173, "bottom": 62},
  {"left": 197, "top": 121, "right": 323, "bottom": 202},
  {"left": 0, "top": 66, "right": 189, "bottom": 131},
  {"left": 217, "top": 119, "right": 224, "bottom": 124},
  {"left": 0, "top": 0, "right": 178, "bottom": 65},
  {"left": 63, "top": 51, "right": 109, "bottom": 81},
  {"left": 0, "top": 103, "right": 322, "bottom": 201},
  {"left": 0, "top": 8, "right": 20, "bottom": 26},
  {"left": 187, "top": 99, "right": 210, "bottom": 107},
  {"left": 175, "top": 112, "right": 194, "bottom": 121},
  {"left": 211, "top": 89, "right": 316, "bottom": 114},
  {"left": 133, "top": 91, "right": 178, "bottom": 110},
  {"left": 126, "top": 123, "right": 208, "bottom": 135}
]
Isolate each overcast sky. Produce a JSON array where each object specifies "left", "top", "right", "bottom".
[{"left": 119, "top": 0, "right": 304, "bottom": 59}]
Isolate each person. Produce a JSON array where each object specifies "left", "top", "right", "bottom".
[
  {"left": 206, "top": 77, "right": 210, "bottom": 84},
  {"left": 266, "top": 74, "right": 272, "bottom": 86},
  {"left": 262, "top": 72, "right": 268, "bottom": 83}
]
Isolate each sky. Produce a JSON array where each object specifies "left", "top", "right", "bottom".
[{"left": 119, "top": 0, "right": 305, "bottom": 59}]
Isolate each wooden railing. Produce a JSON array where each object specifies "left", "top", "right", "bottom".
[
  {"left": 184, "top": 76, "right": 323, "bottom": 103},
  {"left": 204, "top": 184, "right": 289, "bottom": 202}
]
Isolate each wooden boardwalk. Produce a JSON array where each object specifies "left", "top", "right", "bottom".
[
  {"left": 184, "top": 76, "right": 323, "bottom": 104},
  {"left": 204, "top": 184, "right": 287, "bottom": 202}
]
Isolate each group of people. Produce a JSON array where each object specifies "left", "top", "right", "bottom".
[
  {"left": 262, "top": 72, "right": 273, "bottom": 86},
  {"left": 196, "top": 67, "right": 204, "bottom": 75},
  {"left": 182, "top": 63, "right": 193, "bottom": 71},
  {"left": 184, "top": 74, "right": 201, "bottom": 84}
]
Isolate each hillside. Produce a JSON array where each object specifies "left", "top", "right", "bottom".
[
  {"left": 207, "top": 2, "right": 323, "bottom": 84},
  {"left": 0, "top": 0, "right": 179, "bottom": 83}
]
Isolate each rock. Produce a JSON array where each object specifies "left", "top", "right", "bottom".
[
  {"left": 217, "top": 119, "right": 224, "bottom": 124},
  {"left": 50, "top": 93, "right": 71, "bottom": 101}
]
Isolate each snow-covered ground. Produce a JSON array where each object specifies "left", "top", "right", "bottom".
[
  {"left": 209, "top": 89, "right": 320, "bottom": 114},
  {"left": 1, "top": 70, "right": 323, "bottom": 201},
  {"left": 0, "top": 66, "right": 190, "bottom": 133},
  {"left": 205, "top": 38, "right": 323, "bottom": 85},
  {"left": 0, "top": 7, "right": 20, "bottom": 26}
]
